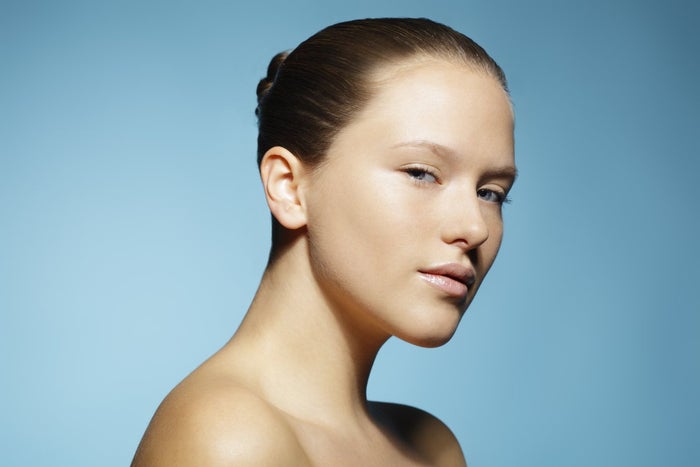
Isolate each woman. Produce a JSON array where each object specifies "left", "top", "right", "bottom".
[{"left": 133, "top": 18, "right": 516, "bottom": 466}]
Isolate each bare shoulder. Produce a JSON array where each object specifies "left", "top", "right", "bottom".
[
  {"left": 132, "top": 376, "right": 310, "bottom": 466},
  {"left": 369, "top": 401, "right": 467, "bottom": 467}
]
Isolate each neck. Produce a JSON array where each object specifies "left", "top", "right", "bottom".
[{"left": 225, "top": 240, "right": 390, "bottom": 427}]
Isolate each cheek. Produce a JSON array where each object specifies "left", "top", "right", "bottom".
[
  {"left": 305, "top": 173, "right": 419, "bottom": 287},
  {"left": 310, "top": 170, "right": 417, "bottom": 242},
  {"left": 483, "top": 212, "right": 505, "bottom": 266},
  {"left": 306, "top": 178, "right": 373, "bottom": 267}
]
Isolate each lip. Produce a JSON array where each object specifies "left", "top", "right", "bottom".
[{"left": 418, "top": 263, "right": 476, "bottom": 300}]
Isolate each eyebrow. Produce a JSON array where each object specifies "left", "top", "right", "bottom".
[{"left": 391, "top": 140, "right": 518, "bottom": 181}]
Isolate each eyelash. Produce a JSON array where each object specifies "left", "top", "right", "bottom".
[
  {"left": 478, "top": 188, "right": 512, "bottom": 205},
  {"left": 404, "top": 167, "right": 439, "bottom": 184},
  {"left": 404, "top": 167, "right": 512, "bottom": 205}
]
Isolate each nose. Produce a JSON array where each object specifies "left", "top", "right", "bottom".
[{"left": 442, "top": 195, "right": 489, "bottom": 251}]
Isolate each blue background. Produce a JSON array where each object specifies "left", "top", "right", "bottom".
[{"left": 2, "top": 1, "right": 698, "bottom": 465}]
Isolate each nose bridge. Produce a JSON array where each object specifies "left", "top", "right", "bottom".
[{"left": 444, "top": 187, "right": 489, "bottom": 248}]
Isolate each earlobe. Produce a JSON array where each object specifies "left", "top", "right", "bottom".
[{"left": 259, "top": 146, "right": 308, "bottom": 230}]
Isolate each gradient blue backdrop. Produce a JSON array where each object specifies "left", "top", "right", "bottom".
[{"left": 2, "top": 1, "right": 698, "bottom": 465}]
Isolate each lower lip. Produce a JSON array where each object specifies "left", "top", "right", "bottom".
[{"left": 419, "top": 273, "right": 468, "bottom": 299}]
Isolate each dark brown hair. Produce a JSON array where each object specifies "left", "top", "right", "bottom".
[{"left": 255, "top": 17, "right": 507, "bottom": 168}]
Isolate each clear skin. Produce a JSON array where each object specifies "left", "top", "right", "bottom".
[{"left": 132, "top": 57, "right": 515, "bottom": 466}]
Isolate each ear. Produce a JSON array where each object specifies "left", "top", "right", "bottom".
[{"left": 259, "top": 146, "right": 308, "bottom": 230}]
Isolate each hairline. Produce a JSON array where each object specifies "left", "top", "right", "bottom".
[{"left": 304, "top": 52, "right": 508, "bottom": 174}]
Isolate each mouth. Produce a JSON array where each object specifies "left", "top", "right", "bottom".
[{"left": 418, "top": 263, "right": 476, "bottom": 300}]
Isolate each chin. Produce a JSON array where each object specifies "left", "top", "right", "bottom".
[
  {"left": 415, "top": 335, "right": 456, "bottom": 348},
  {"left": 398, "top": 329, "right": 457, "bottom": 348},
  {"left": 393, "top": 312, "right": 462, "bottom": 348}
]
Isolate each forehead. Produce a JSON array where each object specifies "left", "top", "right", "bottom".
[
  {"left": 369, "top": 56, "right": 512, "bottom": 121},
  {"left": 327, "top": 58, "right": 514, "bottom": 166}
]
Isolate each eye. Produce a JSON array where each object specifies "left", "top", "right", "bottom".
[
  {"left": 477, "top": 188, "right": 511, "bottom": 205},
  {"left": 404, "top": 167, "right": 438, "bottom": 184}
]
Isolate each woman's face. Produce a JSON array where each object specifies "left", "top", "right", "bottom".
[{"left": 302, "top": 58, "right": 516, "bottom": 347}]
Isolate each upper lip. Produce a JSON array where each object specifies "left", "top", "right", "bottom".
[{"left": 419, "top": 263, "right": 476, "bottom": 287}]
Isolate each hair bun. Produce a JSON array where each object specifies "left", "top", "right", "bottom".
[{"left": 256, "top": 51, "right": 289, "bottom": 114}]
